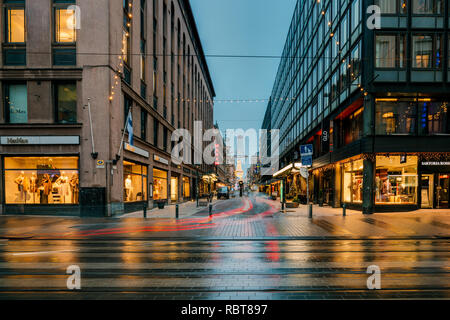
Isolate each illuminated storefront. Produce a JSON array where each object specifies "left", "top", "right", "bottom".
[
  {"left": 123, "top": 160, "right": 147, "bottom": 203},
  {"left": 170, "top": 176, "right": 179, "bottom": 202},
  {"left": 183, "top": 177, "right": 190, "bottom": 198},
  {"left": 153, "top": 168, "right": 168, "bottom": 201},
  {"left": 3, "top": 156, "right": 79, "bottom": 205},
  {"left": 375, "top": 156, "right": 418, "bottom": 205},
  {"left": 342, "top": 159, "right": 364, "bottom": 204}
]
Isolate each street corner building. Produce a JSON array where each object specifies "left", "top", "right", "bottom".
[
  {"left": 0, "top": 0, "right": 217, "bottom": 217},
  {"left": 262, "top": 0, "right": 450, "bottom": 214}
]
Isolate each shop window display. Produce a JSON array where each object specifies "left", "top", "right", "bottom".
[
  {"left": 153, "top": 168, "right": 168, "bottom": 201},
  {"left": 4, "top": 157, "right": 79, "bottom": 204},
  {"left": 343, "top": 159, "right": 363, "bottom": 203},
  {"left": 183, "top": 177, "right": 190, "bottom": 198},
  {"left": 123, "top": 161, "right": 147, "bottom": 202},
  {"left": 375, "top": 156, "right": 418, "bottom": 205}
]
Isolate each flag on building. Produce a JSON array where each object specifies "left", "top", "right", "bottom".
[{"left": 126, "top": 111, "right": 133, "bottom": 146}]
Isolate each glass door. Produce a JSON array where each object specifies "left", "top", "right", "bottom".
[
  {"left": 420, "top": 174, "right": 434, "bottom": 209},
  {"left": 437, "top": 174, "right": 449, "bottom": 209}
]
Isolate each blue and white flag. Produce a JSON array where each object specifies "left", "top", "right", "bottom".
[{"left": 126, "top": 111, "right": 133, "bottom": 146}]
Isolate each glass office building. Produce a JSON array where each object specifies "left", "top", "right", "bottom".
[{"left": 265, "top": 0, "right": 450, "bottom": 213}]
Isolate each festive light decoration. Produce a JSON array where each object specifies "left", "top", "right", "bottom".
[{"left": 109, "top": 0, "right": 133, "bottom": 102}]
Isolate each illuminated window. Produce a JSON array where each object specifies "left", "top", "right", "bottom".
[
  {"left": 55, "top": 8, "right": 76, "bottom": 43},
  {"left": 4, "top": 157, "right": 79, "bottom": 205},
  {"left": 124, "top": 161, "right": 148, "bottom": 203},
  {"left": 6, "top": 7, "right": 25, "bottom": 43},
  {"left": 375, "top": 156, "right": 418, "bottom": 205},
  {"left": 343, "top": 159, "right": 364, "bottom": 203},
  {"left": 153, "top": 168, "right": 168, "bottom": 201}
]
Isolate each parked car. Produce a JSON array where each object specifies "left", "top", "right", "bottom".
[{"left": 217, "top": 187, "right": 230, "bottom": 199}]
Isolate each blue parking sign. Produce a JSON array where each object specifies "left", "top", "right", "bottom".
[
  {"left": 300, "top": 144, "right": 313, "bottom": 156},
  {"left": 301, "top": 155, "right": 313, "bottom": 167}
]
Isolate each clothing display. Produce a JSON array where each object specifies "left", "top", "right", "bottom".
[{"left": 125, "top": 175, "right": 133, "bottom": 201}]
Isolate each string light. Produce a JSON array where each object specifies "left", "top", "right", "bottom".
[{"left": 109, "top": 0, "right": 133, "bottom": 102}]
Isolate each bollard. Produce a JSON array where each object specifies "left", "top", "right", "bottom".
[
  {"left": 209, "top": 204, "right": 213, "bottom": 217},
  {"left": 343, "top": 203, "right": 347, "bottom": 217},
  {"left": 176, "top": 204, "right": 179, "bottom": 219},
  {"left": 308, "top": 204, "right": 313, "bottom": 218},
  {"left": 143, "top": 203, "right": 147, "bottom": 219},
  {"left": 281, "top": 202, "right": 285, "bottom": 212}
]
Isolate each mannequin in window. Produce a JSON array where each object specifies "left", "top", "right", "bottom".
[
  {"left": 30, "top": 172, "right": 38, "bottom": 204},
  {"left": 70, "top": 174, "right": 79, "bottom": 204},
  {"left": 41, "top": 174, "right": 52, "bottom": 204},
  {"left": 14, "top": 171, "right": 29, "bottom": 203},
  {"left": 125, "top": 175, "right": 133, "bottom": 201},
  {"left": 56, "top": 172, "right": 71, "bottom": 204}
]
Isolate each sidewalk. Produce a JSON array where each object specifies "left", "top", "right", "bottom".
[
  {"left": 271, "top": 198, "right": 450, "bottom": 218},
  {"left": 117, "top": 198, "right": 224, "bottom": 219}
]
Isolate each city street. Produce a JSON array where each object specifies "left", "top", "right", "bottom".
[{"left": 0, "top": 195, "right": 449, "bottom": 299}]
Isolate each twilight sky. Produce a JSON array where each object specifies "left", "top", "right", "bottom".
[{"left": 190, "top": 0, "right": 297, "bottom": 132}]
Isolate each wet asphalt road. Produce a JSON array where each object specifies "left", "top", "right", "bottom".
[{"left": 0, "top": 196, "right": 449, "bottom": 299}]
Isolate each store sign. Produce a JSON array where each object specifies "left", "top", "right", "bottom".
[
  {"left": 154, "top": 154, "right": 169, "bottom": 165},
  {"left": 96, "top": 160, "right": 105, "bottom": 169},
  {"left": 125, "top": 143, "right": 149, "bottom": 158},
  {"left": 422, "top": 162, "right": 450, "bottom": 166},
  {"left": 1, "top": 136, "right": 80, "bottom": 145}
]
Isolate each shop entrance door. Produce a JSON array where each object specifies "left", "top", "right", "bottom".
[
  {"left": 420, "top": 174, "right": 434, "bottom": 209},
  {"left": 437, "top": 174, "right": 449, "bottom": 209}
]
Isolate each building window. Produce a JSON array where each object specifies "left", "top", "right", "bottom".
[
  {"left": 4, "top": 157, "right": 79, "bottom": 205},
  {"left": 183, "top": 177, "right": 190, "bottom": 198},
  {"left": 375, "top": 34, "right": 406, "bottom": 68},
  {"left": 419, "top": 100, "right": 449, "bottom": 134},
  {"left": 375, "top": 156, "right": 418, "bottom": 205},
  {"left": 163, "top": 127, "right": 168, "bottom": 151},
  {"left": 342, "top": 159, "right": 364, "bottom": 204},
  {"left": 413, "top": 0, "right": 443, "bottom": 14},
  {"left": 54, "top": 7, "right": 76, "bottom": 43},
  {"left": 342, "top": 107, "right": 364, "bottom": 145},
  {"left": 153, "top": 118, "right": 159, "bottom": 146},
  {"left": 375, "top": 99, "right": 417, "bottom": 135},
  {"left": 5, "top": 4, "right": 25, "bottom": 43},
  {"left": 141, "top": 109, "right": 147, "bottom": 140},
  {"left": 124, "top": 161, "right": 148, "bottom": 203},
  {"left": 350, "top": 43, "right": 361, "bottom": 83},
  {"left": 55, "top": 83, "right": 77, "bottom": 123},
  {"left": 4, "top": 83, "right": 27, "bottom": 123},
  {"left": 153, "top": 168, "right": 168, "bottom": 201},
  {"left": 375, "top": 0, "right": 407, "bottom": 14},
  {"left": 412, "top": 35, "right": 442, "bottom": 69}
]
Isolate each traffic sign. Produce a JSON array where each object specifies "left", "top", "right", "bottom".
[
  {"left": 301, "top": 155, "right": 313, "bottom": 167},
  {"left": 300, "top": 167, "right": 309, "bottom": 179},
  {"left": 300, "top": 144, "right": 313, "bottom": 156}
]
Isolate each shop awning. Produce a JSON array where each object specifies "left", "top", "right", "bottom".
[
  {"left": 273, "top": 163, "right": 302, "bottom": 178},
  {"left": 202, "top": 173, "right": 218, "bottom": 183}
]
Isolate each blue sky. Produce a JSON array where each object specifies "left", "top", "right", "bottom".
[{"left": 190, "top": 0, "right": 297, "bottom": 133}]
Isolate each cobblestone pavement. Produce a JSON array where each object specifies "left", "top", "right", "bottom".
[
  {"left": 0, "top": 195, "right": 449, "bottom": 240},
  {"left": 0, "top": 195, "right": 449, "bottom": 299}
]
